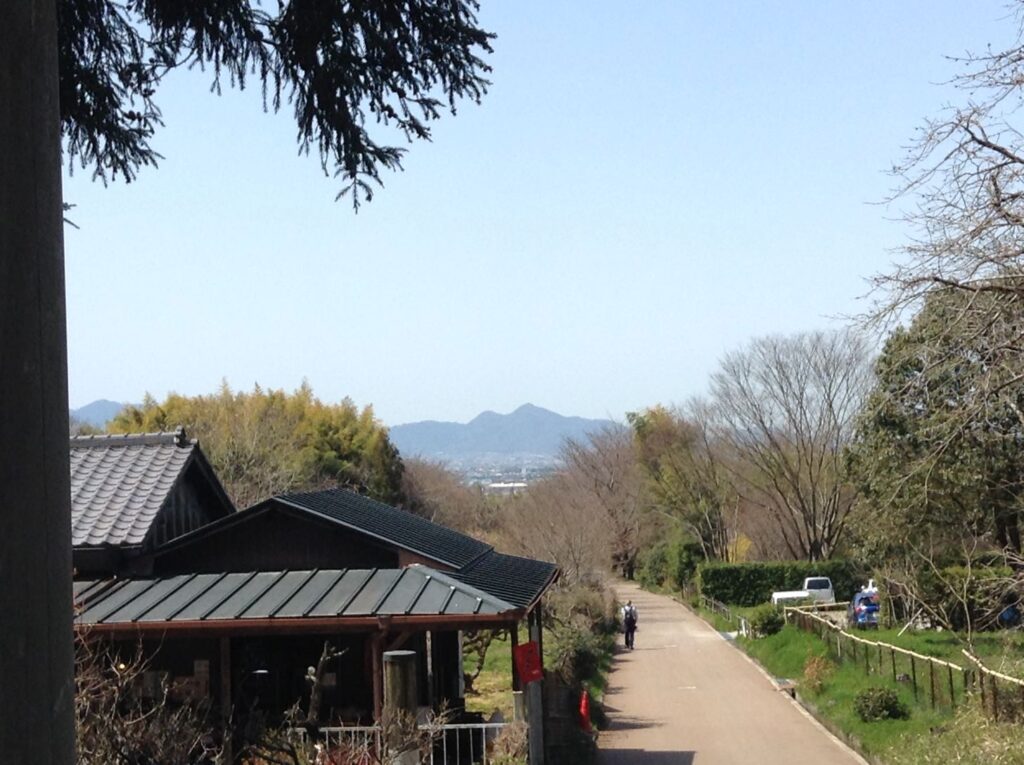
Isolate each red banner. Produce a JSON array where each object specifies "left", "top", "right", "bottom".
[{"left": 513, "top": 640, "right": 544, "bottom": 684}]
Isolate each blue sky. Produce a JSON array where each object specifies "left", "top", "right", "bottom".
[{"left": 63, "top": 1, "right": 1017, "bottom": 426}]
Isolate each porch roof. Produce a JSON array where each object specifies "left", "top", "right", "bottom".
[{"left": 74, "top": 565, "right": 519, "bottom": 635}]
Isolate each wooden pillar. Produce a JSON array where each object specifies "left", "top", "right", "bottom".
[
  {"left": 384, "top": 650, "right": 419, "bottom": 714},
  {"left": 220, "top": 637, "right": 233, "bottom": 763},
  {"left": 510, "top": 620, "right": 521, "bottom": 692},
  {"left": 527, "top": 609, "right": 545, "bottom": 765},
  {"left": 384, "top": 650, "right": 419, "bottom": 765},
  {"left": 372, "top": 634, "right": 384, "bottom": 721},
  {"left": 0, "top": 3, "right": 75, "bottom": 764},
  {"left": 425, "top": 631, "right": 435, "bottom": 708}
]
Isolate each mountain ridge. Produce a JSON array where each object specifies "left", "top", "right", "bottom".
[{"left": 389, "top": 403, "right": 616, "bottom": 459}]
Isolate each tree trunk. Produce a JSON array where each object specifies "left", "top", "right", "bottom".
[{"left": 0, "top": 2, "right": 75, "bottom": 763}]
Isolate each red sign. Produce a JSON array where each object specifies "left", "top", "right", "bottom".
[{"left": 513, "top": 640, "right": 544, "bottom": 684}]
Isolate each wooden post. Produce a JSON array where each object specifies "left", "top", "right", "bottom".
[
  {"left": 425, "top": 631, "right": 435, "bottom": 708},
  {"left": 948, "top": 665, "right": 955, "bottom": 710},
  {"left": 527, "top": 609, "right": 545, "bottom": 765},
  {"left": 372, "top": 634, "right": 384, "bottom": 721},
  {"left": 863, "top": 642, "right": 870, "bottom": 675},
  {"left": 384, "top": 650, "right": 419, "bottom": 765},
  {"left": 990, "top": 674, "right": 1000, "bottom": 721},
  {"left": 513, "top": 691, "right": 526, "bottom": 721},
  {"left": 928, "top": 660, "right": 936, "bottom": 710},
  {"left": 911, "top": 656, "right": 918, "bottom": 701},
  {"left": 220, "top": 637, "right": 233, "bottom": 763},
  {"left": 878, "top": 644, "right": 883, "bottom": 676},
  {"left": 980, "top": 669, "right": 988, "bottom": 714},
  {"left": 890, "top": 648, "right": 896, "bottom": 682},
  {"left": 0, "top": 3, "right": 75, "bottom": 764},
  {"left": 511, "top": 620, "right": 521, "bottom": 692}
]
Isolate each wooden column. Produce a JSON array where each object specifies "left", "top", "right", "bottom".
[
  {"left": 510, "top": 620, "right": 521, "bottom": 692},
  {"left": 0, "top": 3, "right": 75, "bottom": 764},
  {"left": 527, "top": 609, "right": 545, "bottom": 765},
  {"left": 372, "top": 634, "right": 384, "bottom": 721},
  {"left": 220, "top": 637, "right": 233, "bottom": 763},
  {"left": 384, "top": 650, "right": 419, "bottom": 765}
]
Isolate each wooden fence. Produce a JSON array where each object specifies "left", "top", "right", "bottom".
[{"left": 785, "top": 606, "right": 1024, "bottom": 721}]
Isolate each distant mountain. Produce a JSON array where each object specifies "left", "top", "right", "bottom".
[
  {"left": 389, "top": 403, "right": 617, "bottom": 459},
  {"left": 70, "top": 399, "right": 125, "bottom": 428}
]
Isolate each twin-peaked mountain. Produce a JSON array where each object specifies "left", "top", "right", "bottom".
[{"left": 388, "top": 403, "right": 616, "bottom": 459}]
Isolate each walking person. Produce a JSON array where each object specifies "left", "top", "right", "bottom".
[{"left": 621, "top": 600, "right": 638, "bottom": 649}]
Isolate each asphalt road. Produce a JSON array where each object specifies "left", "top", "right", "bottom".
[{"left": 597, "top": 583, "right": 866, "bottom": 765}]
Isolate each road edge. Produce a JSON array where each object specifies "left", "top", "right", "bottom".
[{"left": 677, "top": 594, "right": 876, "bottom": 765}]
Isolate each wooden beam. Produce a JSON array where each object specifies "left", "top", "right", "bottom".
[{"left": 75, "top": 611, "right": 523, "bottom": 639}]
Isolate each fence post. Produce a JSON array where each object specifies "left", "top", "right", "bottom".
[
  {"left": 947, "top": 665, "right": 955, "bottom": 710},
  {"left": 980, "top": 669, "right": 988, "bottom": 715},
  {"left": 878, "top": 644, "right": 883, "bottom": 676},
  {"left": 929, "top": 660, "right": 936, "bottom": 710},
  {"left": 890, "top": 648, "right": 896, "bottom": 682},
  {"left": 990, "top": 674, "right": 1000, "bottom": 722},
  {"left": 911, "top": 656, "right": 918, "bottom": 702},
  {"left": 863, "top": 642, "right": 870, "bottom": 676},
  {"left": 383, "top": 650, "right": 420, "bottom": 765}
]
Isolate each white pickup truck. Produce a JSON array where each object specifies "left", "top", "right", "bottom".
[{"left": 770, "top": 576, "right": 835, "bottom": 606}]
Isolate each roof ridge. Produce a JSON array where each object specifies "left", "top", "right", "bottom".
[{"left": 70, "top": 428, "right": 194, "bottom": 449}]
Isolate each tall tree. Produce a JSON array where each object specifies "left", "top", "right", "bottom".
[
  {"left": 872, "top": 0, "right": 1024, "bottom": 432},
  {"left": 111, "top": 383, "right": 406, "bottom": 508},
  {"left": 708, "top": 331, "right": 872, "bottom": 561},
  {"left": 848, "top": 290, "right": 1024, "bottom": 558},
  {"left": 1, "top": 5, "right": 75, "bottom": 763},
  {"left": 628, "top": 405, "right": 736, "bottom": 562},
  {"left": 3, "top": 5, "right": 492, "bottom": 761},
  {"left": 561, "top": 426, "right": 646, "bottom": 579}
]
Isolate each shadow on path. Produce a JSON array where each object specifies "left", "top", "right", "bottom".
[{"left": 599, "top": 750, "right": 696, "bottom": 765}]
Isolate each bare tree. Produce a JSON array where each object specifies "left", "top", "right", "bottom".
[
  {"left": 498, "top": 472, "right": 613, "bottom": 585},
  {"left": 401, "top": 458, "right": 494, "bottom": 536},
  {"left": 708, "top": 330, "right": 872, "bottom": 561},
  {"left": 870, "top": 2, "right": 1024, "bottom": 435},
  {"left": 561, "top": 427, "right": 646, "bottom": 578}
]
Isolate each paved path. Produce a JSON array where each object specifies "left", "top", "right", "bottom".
[{"left": 598, "top": 583, "right": 865, "bottom": 765}]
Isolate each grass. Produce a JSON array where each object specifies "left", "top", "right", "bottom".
[
  {"left": 739, "top": 625, "right": 951, "bottom": 757},
  {"left": 464, "top": 633, "right": 514, "bottom": 719}
]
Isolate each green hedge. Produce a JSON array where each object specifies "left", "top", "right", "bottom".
[{"left": 696, "top": 560, "right": 865, "bottom": 606}]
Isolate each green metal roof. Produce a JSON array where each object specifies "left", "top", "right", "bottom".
[{"left": 74, "top": 566, "right": 517, "bottom": 627}]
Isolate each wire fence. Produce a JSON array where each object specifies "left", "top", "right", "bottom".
[{"left": 784, "top": 606, "right": 1024, "bottom": 722}]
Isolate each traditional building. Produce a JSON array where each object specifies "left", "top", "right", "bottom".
[{"left": 71, "top": 431, "right": 557, "bottom": 736}]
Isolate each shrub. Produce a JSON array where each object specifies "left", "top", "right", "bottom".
[
  {"left": 696, "top": 560, "right": 864, "bottom": 606},
  {"left": 637, "top": 533, "right": 703, "bottom": 591},
  {"left": 749, "top": 604, "right": 784, "bottom": 637},
  {"left": 854, "top": 687, "right": 909, "bottom": 722},
  {"left": 802, "top": 655, "right": 835, "bottom": 694}
]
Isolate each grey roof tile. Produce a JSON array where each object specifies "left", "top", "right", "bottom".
[{"left": 70, "top": 430, "right": 197, "bottom": 547}]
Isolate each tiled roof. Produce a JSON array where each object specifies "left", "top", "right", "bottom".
[
  {"left": 73, "top": 566, "right": 517, "bottom": 627},
  {"left": 452, "top": 551, "right": 559, "bottom": 609},
  {"left": 69, "top": 430, "right": 195, "bottom": 547},
  {"left": 275, "top": 488, "right": 492, "bottom": 569}
]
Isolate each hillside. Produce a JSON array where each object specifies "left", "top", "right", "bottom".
[
  {"left": 70, "top": 399, "right": 125, "bottom": 428},
  {"left": 389, "top": 403, "right": 615, "bottom": 459}
]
